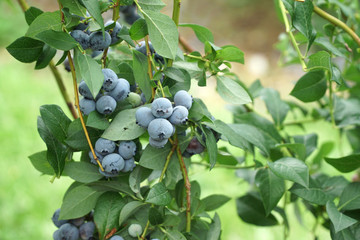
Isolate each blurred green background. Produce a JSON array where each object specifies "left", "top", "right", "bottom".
[{"left": 0, "top": 0, "right": 347, "bottom": 239}]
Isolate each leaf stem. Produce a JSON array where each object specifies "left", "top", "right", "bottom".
[
  {"left": 167, "top": 0, "right": 182, "bottom": 67},
  {"left": 140, "top": 220, "right": 150, "bottom": 239},
  {"left": 313, "top": 5, "right": 360, "bottom": 47},
  {"left": 192, "top": 162, "right": 256, "bottom": 169},
  {"left": 327, "top": 74, "right": 336, "bottom": 127},
  {"left": 16, "top": 0, "right": 28, "bottom": 12},
  {"left": 112, "top": 0, "right": 121, "bottom": 21},
  {"left": 278, "top": 0, "right": 307, "bottom": 71},
  {"left": 159, "top": 144, "right": 177, "bottom": 182},
  {"left": 67, "top": 52, "right": 104, "bottom": 171},
  {"left": 179, "top": 35, "right": 195, "bottom": 53}
]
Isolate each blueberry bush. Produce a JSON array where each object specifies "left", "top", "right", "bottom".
[{"left": 6, "top": 0, "right": 360, "bottom": 239}]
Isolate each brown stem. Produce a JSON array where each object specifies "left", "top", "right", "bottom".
[
  {"left": 144, "top": 36, "right": 156, "bottom": 99},
  {"left": 159, "top": 144, "right": 177, "bottom": 182},
  {"left": 16, "top": 0, "right": 29, "bottom": 12},
  {"left": 179, "top": 35, "right": 195, "bottom": 53},
  {"left": 101, "top": 48, "right": 109, "bottom": 68}
]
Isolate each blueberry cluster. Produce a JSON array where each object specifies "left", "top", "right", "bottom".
[
  {"left": 79, "top": 68, "right": 130, "bottom": 115},
  {"left": 135, "top": 90, "right": 192, "bottom": 148},
  {"left": 90, "top": 138, "right": 137, "bottom": 177},
  {"left": 52, "top": 209, "right": 95, "bottom": 240},
  {"left": 70, "top": 19, "right": 122, "bottom": 51}
]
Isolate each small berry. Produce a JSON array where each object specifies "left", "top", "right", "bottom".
[
  {"left": 174, "top": 90, "right": 193, "bottom": 110},
  {"left": 102, "top": 153, "right": 125, "bottom": 174},
  {"left": 79, "top": 221, "right": 95, "bottom": 240},
  {"left": 151, "top": 98, "right": 173, "bottom": 118},
  {"left": 79, "top": 81, "right": 93, "bottom": 99},
  {"left": 169, "top": 106, "right": 189, "bottom": 125},
  {"left": 109, "top": 78, "right": 130, "bottom": 102},
  {"left": 135, "top": 107, "right": 155, "bottom": 128},
  {"left": 96, "top": 95, "right": 117, "bottom": 115},
  {"left": 148, "top": 119, "right": 173, "bottom": 141},
  {"left": 58, "top": 223, "right": 80, "bottom": 240},
  {"left": 95, "top": 138, "right": 116, "bottom": 155},
  {"left": 79, "top": 98, "right": 96, "bottom": 115},
  {"left": 121, "top": 158, "right": 136, "bottom": 172},
  {"left": 89, "top": 31, "right": 111, "bottom": 51},
  {"left": 149, "top": 137, "right": 168, "bottom": 148},
  {"left": 118, "top": 141, "right": 136, "bottom": 159},
  {"left": 52, "top": 208, "right": 68, "bottom": 228},
  {"left": 102, "top": 68, "right": 118, "bottom": 91},
  {"left": 128, "top": 223, "right": 143, "bottom": 238}
]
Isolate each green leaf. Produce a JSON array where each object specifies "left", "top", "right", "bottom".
[
  {"left": 179, "top": 23, "right": 214, "bottom": 43},
  {"left": 129, "top": 18, "right": 148, "bottom": 40},
  {"left": 129, "top": 166, "right": 152, "bottom": 195},
  {"left": 216, "top": 45, "right": 245, "bottom": 64},
  {"left": 132, "top": 50, "right": 152, "bottom": 101},
  {"left": 28, "top": 151, "right": 54, "bottom": 175},
  {"left": 87, "top": 179, "right": 134, "bottom": 197},
  {"left": 117, "top": 62, "right": 135, "bottom": 85},
  {"left": 25, "top": 6, "right": 44, "bottom": 25},
  {"left": 188, "top": 98, "right": 213, "bottom": 122},
  {"left": 164, "top": 229, "right": 187, "bottom": 240},
  {"left": 59, "top": 185, "right": 103, "bottom": 219},
  {"left": 334, "top": 98, "right": 360, "bottom": 127},
  {"left": 74, "top": 49, "right": 104, "bottom": 98},
  {"left": 81, "top": 0, "right": 104, "bottom": 33},
  {"left": 260, "top": 88, "right": 290, "bottom": 127},
  {"left": 207, "top": 213, "right": 221, "bottom": 240},
  {"left": 36, "top": 30, "right": 78, "bottom": 51},
  {"left": 290, "top": 70, "right": 327, "bottom": 102},
  {"left": 325, "top": 154, "right": 360, "bottom": 173},
  {"left": 138, "top": 0, "right": 166, "bottom": 11},
  {"left": 119, "top": 201, "right": 146, "bottom": 225},
  {"left": 86, "top": 111, "right": 109, "bottom": 130},
  {"left": 6, "top": 37, "right": 44, "bottom": 63},
  {"left": 35, "top": 44, "right": 57, "bottom": 69},
  {"left": 102, "top": 108, "right": 146, "bottom": 141},
  {"left": 146, "top": 182, "right": 171, "bottom": 206},
  {"left": 26, "top": 11, "right": 62, "bottom": 38},
  {"left": 268, "top": 157, "right": 309, "bottom": 187},
  {"left": 326, "top": 201, "right": 357, "bottom": 233},
  {"left": 117, "top": 25, "right": 135, "bottom": 47},
  {"left": 294, "top": 133, "right": 318, "bottom": 159},
  {"left": 202, "top": 127, "right": 217, "bottom": 169},
  {"left": 275, "top": 143, "right": 306, "bottom": 161},
  {"left": 202, "top": 194, "right": 230, "bottom": 211},
  {"left": 139, "top": 143, "right": 171, "bottom": 170},
  {"left": 163, "top": 67, "right": 187, "bottom": 82},
  {"left": 293, "top": 0, "right": 315, "bottom": 48},
  {"left": 60, "top": 0, "right": 87, "bottom": 16},
  {"left": 290, "top": 183, "right": 333, "bottom": 205},
  {"left": 63, "top": 162, "right": 103, "bottom": 183},
  {"left": 236, "top": 192, "right": 278, "bottom": 226},
  {"left": 312, "top": 141, "right": 334, "bottom": 166},
  {"left": 65, "top": 119, "right": 102, "bottom": 151},
  {"left": 94, "top": 192, "right": 126, "bottom": 239},
  {"left": 40, "top": 104, "right": 71, "bottom": 143},
  {"left": 149, "top": 207, "right": 164, "bottom": 225},
  {"left": 314, "top": 37, "right": 347, "bottom": 58},
  {"left": 255, "top": 168, "right": 285, "bottom": 216},
  {"left": 339, "top": 183, "right": 360, "bottom": 211},
  {"left": 143, "top": 10, "right": 179, "bottom": 59},
  {"left": 216, "top": 75, "right": 252, "bottom": 105},
  {"left": 282, "top": 0, "right": 294, "bottom": 16},
  {"left": 307, "top": 51, "right": 332, "bottom": 74},
  {"left": 37, "top": 117, "right": 68, "bottom": 176}
]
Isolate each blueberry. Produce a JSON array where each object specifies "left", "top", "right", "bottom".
[
  {"left": 64, "top": 58, "right": 71, "bottom": 72},
  {"left": 149, "top": 137, "right": 168, "bottom": 148},
  {"left": 109, "top": 78, "right": 130, "bottom": 102},
  {"left": 74, "top": 18, "right": 89, "bottom": 32},
  {"left": 102, "top": 153, "right": 125, "bottom": 174},
  {"left": 89, "top": 150, "right": 103, "bottom": 165},
  {"left": 109, "top": 236, "right": 124, "bottom": 240},
  {"left": 69, "top": 217, "right": 84, "bottom": 227},
  {"left": 53, "top": 230, "right": 60, "bottom": 240},
  {"left": 135, "top": 41, "right": 155, "bottom": 56},
  {"left": 70, "top": 30, "right": 90, "bottom": 50},
  {"left": 140, "top": 92, "right": 146, "bottom": 104},
  {"left": 58, "top": 223, "right": 80, "bottom": 240},
  {"left": 102, "top": 68, "right": 118, "bottom": 91},
  {"left": 95, "top": 138, "right": 116, "bottom": 155},
  {"left": 79, "top": 81, "right": 93, "bottom": 99},
  {"left": 79, "top": 221, "right": 95, "bottom": 240},
  {"left": 91, "top": 50, "right": 103, "bottom": 58},
  {"left": 186, "top": 137, "right": 205, "bottom": 155},
  {"left": 52, "top": 208, "right": 68, "bottom": 228},
  {"left": 154, "top": 53, "right": 165, "bottom": 64},
  {"left": 151, "top": 98, "right": 173, "bottom": 118},
  {"left": 127, "top": 92, "right": 141, "bottom": 107},
  {"left": 118, "top": 141, "right": 136, "bottom": 159},
  {"left": 148, "top": 119, "right": 173, "bottom": 141},
  {"left": 99, "top": 167, "right": 119, "bottom": 178},
  {"left": 79, "top": 98, "right": 96, "bottom": 115},
  {"left": 125, "top": 13, "right": 141, "bottom": 25},
  {"left": 169, "top": 106, "right": 189, "bottom": 125},
  {"left": 174, "top": 90, "right": 192, "bottom": 110},
  {"left": 128, "top": 223, "right": 143, "bottom": 237},
  {"left": 89, "top": 31, "right": 111, "bottom": 51},
  {"left": 96, "top": 95, "right": 117, "bottom": 115},
  {"left": 120, "top": 4, "right": 137, "bottom": 16},
  {"left": 121, "top": 158, "right": 136, "bottom": 172},
  {"left": 135, "top": 107, "right": 155, "bottom": 128},
  {"left": 105, "top": 20, "right": 122, "bottom": 45}
]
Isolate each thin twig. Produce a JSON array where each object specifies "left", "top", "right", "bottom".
[
  {"left": 179, "top": 35, "right": 195, "bottom": 53},
  {"left": 159, "top": 144, "right": 177, "bottom": 182},
  {"left": 192, "top": 162, "right": 256, "bottom": 169}
]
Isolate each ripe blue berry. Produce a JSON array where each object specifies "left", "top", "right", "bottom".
[
  {"left": 70, "top": 30, "right": 89, "bottom": 50},
  {"left": 118, "top": 141, "right": 136, "bottom": 159},
  {"left": 89, "top": 150, "right": 103, "bottom": 165},
  {"left": 53, "top": 230, "right": 61, "bottom": 240},
  {"left": 135, "top": 41, "right": 154, "bottom": 55},
  {"left": 105, "top": 20, "right": 122, "bottom": 45},
  {"left": 58, "top": 223, "right": 80, "bottom": 240},
  {"left": 96, "top": 95, "right": 117, "bottom": 115},
  {"left": 79, "top": 98, "right": 96, "bottom": 115},
  {"left": 52, "top": 208, "right": 68, "bottom": 228},
  {"left": 148, "top": 119, "right": 173, "bottom": 141},
  {"left": 135, "top": 107, "right": 155, "bottom": 128},
  {"left": 174, "top": 90, "right": 192, "bottom": 110},
  {"left": 121, "top": 158, "right": 136, "bottom": 172},
  {"left": 79, "top": 221, "right": 95, "bottom": 240},
  {"left": 79, "top": 81, "right": 93, "bottom": 99},
  {"left": 169, "top": 106, "right": 189, "bottom": 125},
  {"left": 109, "top": 236, "right": 124, "bottom": 240},
  {"left": 128, "top": 223, "right": 143, "bottom": 237},
  {"left": 69, "top": 217, "right": 85, "bottom": 227},
  {"left": 109, "top": 78, "right": 130, "bottom": 102},
  {"left": 95, "top": 138, "right": 116, "bottom": 155},
  {"left": 102, "top": 153, "right": 125, "bottom": 174},
  {"left": 151, "top": 98, "right": 173, "bottom": 118},
  {"left": 102, "top": 68, "right": 118, "bottom": 91},
  {"left": 186, "top": 137, "right": 205, "bottom": 155},
  {"left": 149, "top": 137, "right": 168, "bottom": 148},
  {"left": 89, "top": 31, "right": 111, "bottom": 51},
  {"left": 74, "top": 18, "right": 89, "bottom": 32},
  {"left": 125, "top": 13, "right": 140, "bottom": 25}
]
